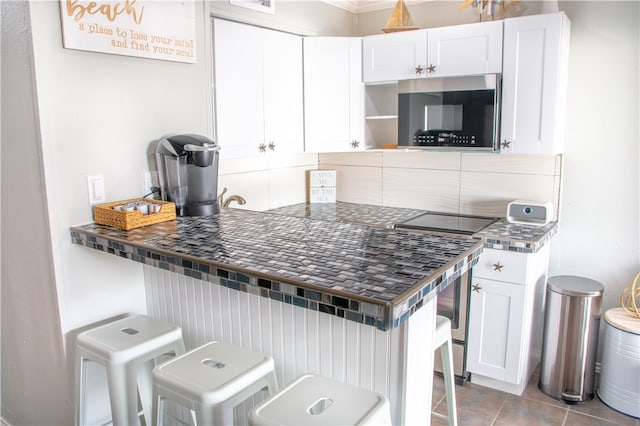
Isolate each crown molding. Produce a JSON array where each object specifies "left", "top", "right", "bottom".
[{"left": 321, "top": 0, "right": 428, "bottom": 14}]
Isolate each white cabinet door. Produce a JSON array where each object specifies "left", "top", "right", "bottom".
[
  {"left": 467, "top": 278, "right": 526, "bottom": 384},
  {"left": 214, "top": 19, "right": 304, "bottom": 159},
  {"left": 304, "top": 37, "right": 364, "bottom": 153},
  {"left": 263, "top": 29, "right": 304, "bottom": 155},
  {"left": 214, "top": 19, "right": 264, "bottom": 159},
  {"left": 500, "top": 12, "right": 570, "bottom": 154},
  {"left": 426, "top": 21, "right": 503, "bottom": 77},
  {"left": 362, "top": 30, "right": 428, "bottom": 83}
]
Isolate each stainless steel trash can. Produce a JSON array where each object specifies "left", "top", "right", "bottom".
[{"left": 539, "top": 275, "right": 604, "bottom": 403}]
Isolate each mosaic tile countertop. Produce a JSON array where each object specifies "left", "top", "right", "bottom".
[
  {"left": 70, "top": 208, "right": 483, "bottom": 331},
  {"left": 266, "top": 203, "right": 426, "bottom": 229},
  {"left": 267, "top": 202, "right": 557, "bottom": 254},
  {"left": 474, "top": 219, "right": 558, "bottom": 253}
]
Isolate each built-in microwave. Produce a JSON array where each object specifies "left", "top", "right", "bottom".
[{"left": 397, "top": 74, "right": 500, "bottom": 151}]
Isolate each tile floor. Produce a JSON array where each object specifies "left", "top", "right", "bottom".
[{"left": 431, "top": 372, "right": 639, "bottom": 426}]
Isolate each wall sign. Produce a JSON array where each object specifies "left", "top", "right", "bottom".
[
  {"left": 307, "top": 170, "right": 337, "bottom": 203},
  {"left": 59, "top": 0, "right": 197, "bottom": 63}
]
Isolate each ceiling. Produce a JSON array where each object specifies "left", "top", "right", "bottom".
[{"left": 321, "top": 0, "right": 429, "bottom": 14}]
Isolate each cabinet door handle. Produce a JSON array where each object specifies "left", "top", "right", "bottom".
[
  {"left": 501, "top": 140, "right": 512, "bottom": 149},
  {"left": 415, "top": 65, "right": 424, "bottom": 75},
  {"left": 493, "top": 262, "right": 504, "bottom": 272},
  {"left": 268, "top": 142, "right": 276, "bottom": 151},
  {"left": 351, "top": 140, "right": 360, "bottom": 149},
  {"left": 258, "top": 143, "right": 267, "bottom": 153},
  {"left": 427, "top": 64, "right": 436, "bottom": 74},
  {"left": 472, "top": 283, "right": 482, "bottom": 293}
]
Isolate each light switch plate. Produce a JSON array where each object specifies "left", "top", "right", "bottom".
[{"left": 87, "top": 175, "right": 105, "bottom": 205}]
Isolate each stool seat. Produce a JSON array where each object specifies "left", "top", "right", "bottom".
[
  {"left": 76, "top": 315, "right": 185, "bottom": 426},
  {"left": 152, "top": 341, "right": 278, "bottom": 425},
  {"left": 432, "top": 315, "right": 458, "bottom": 426},
  {"left": 248, "top": 374, "right": 392, "bottom": 425}
]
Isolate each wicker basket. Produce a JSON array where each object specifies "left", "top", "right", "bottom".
[{"left": 93, "top": 198, "right": 176, "bottom": 230}]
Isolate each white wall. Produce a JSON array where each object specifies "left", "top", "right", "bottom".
[{"left": 551, "top": 1, "right": 639, "bottom": 313}]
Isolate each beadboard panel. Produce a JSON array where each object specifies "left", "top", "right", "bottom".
[
  {"left": 383, "top": 150, "right": 462, "bottom": 170},
  {"left": 459, "top": 171, "right": 557, "bottom": 217},
  {"left": 382, "top": 168, "right": 460, "bottom": 212},
  {"left": 143, "top": 266, "right": 419, "bottom": 424}
]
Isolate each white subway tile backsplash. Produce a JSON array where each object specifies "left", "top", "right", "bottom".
[
  {"left": 461, "top": 153, "right": 559, "bottom": 175},
  {"left": 218, "top": 151, "right": 563, "bottom": 218},
  {"left": 333, "top": 165, "right": 382, "bottom": 205},
  {"left": 382, "top": 168, "right": 460, "bottom": 212},
  {"left": 459, "top": 171, "right": 556, "bottom": 217},
  {"left": 320, "top": 151, "right": 383, "bottom": 167},
  {"left": 382, "top": 150, "right": 461, "bottom": 170},
  {"left": 218, "top": 170, "right": 270, "bottom": 211}
]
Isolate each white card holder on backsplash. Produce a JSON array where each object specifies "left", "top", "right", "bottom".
[{"left": 307, "top": 170, "right": 336, "bottom": 203}]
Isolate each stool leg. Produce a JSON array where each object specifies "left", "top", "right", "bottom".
[
  {"left": 152, "top": 391, "right": 163, "bottom": 426},
  {"left": 106, "top": 362, "right": 141, "bottom": 426},
  {"left": 137, "top": 359, "right": 154, "bottom": 425},
  {"left": 199, "top": 404, "right": 233, "bottom": 426},
  {"left": 440, "top": 339, "right": 458, "bottom": 426},
  {"left": 266, "top": 371, "right": 279, "bottom": 395}
]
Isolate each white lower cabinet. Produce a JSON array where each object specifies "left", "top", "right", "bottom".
[
  {"left": 467, "top": 245, "right": 550, "bottom": 395},
  {"left": 467, "top": 278, "right": 526, "bottom": 384}
]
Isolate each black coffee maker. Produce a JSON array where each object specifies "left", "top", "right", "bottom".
[{"left": 156, "top": 134, "right": 220, "bottom": 216}]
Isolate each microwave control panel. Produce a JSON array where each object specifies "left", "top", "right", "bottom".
[{"left": 413, "top": 131, "right": 478, "bottom": 147}]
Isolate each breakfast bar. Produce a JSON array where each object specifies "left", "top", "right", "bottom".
[{"left": 71, "top": 207, "right": 484, "bottom": 425}]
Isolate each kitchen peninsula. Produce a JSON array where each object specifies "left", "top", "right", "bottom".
[{"left": 71, "top": 207, "right": 484, "bottom": 425}]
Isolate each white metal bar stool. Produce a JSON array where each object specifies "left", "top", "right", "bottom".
[
  {"left": 248, "top": 374, "right": 392, "bottom": 425},
  {"left": 152, "top": 341, "right": 278, "bottom": 426},
  {"left": 432, "top": 315, "right": 458, "bottom": 426},
  {"left": 76, "top": 315, "right": 185, "bottom": 426}
]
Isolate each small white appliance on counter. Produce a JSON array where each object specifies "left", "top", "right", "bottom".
[{"left": 506, "top": 200, "right": 553, "bottom": 226}]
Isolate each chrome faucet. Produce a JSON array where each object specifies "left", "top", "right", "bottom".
[
  {"left": 217, "top": 187, "right": 247, "bottom": 207},
  {"left": 222, "top": 194, "right": 246, "bottom": 207}
]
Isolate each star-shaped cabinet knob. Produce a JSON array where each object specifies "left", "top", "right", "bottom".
[
  {"left": 472, "top": 283, "right": 482, "bottom": 293},
  {"left": 427, "top": 64, "right": 436, "bottom": 74},
  {"left": 415, "top": 65, "right": 424, "bottom": 75},
  {"left": 351, "top": 140, "right": 360, "bottom": 149},
  {"left": 493, "top": 262, "right": 504, "bottom": 272},
  {"left": 501, "top": 140, "right": 512, "bottom": 149}
]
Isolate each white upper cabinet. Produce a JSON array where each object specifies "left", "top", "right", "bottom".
[
  {"left": 500, "top": 12, "right": 571, "bottom": 154},
  {"left": 362, "top": 30, "right": 428, "bottom": 83},
  {"left": 263, "top": 29, "right": 304, "bottom": 156},
  {"left": 426, "top": 21, "right": 503, "bottom": 77},
  {"left": 213, "top": 19, "right": 303, "bottom": 159},
  {"left": 304, "top": 37, "right": 365, "bottom": 153}
]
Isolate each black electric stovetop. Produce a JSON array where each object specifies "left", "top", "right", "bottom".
[{"left": 394, "top": 211, "right": 499, "bottom": 235}]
